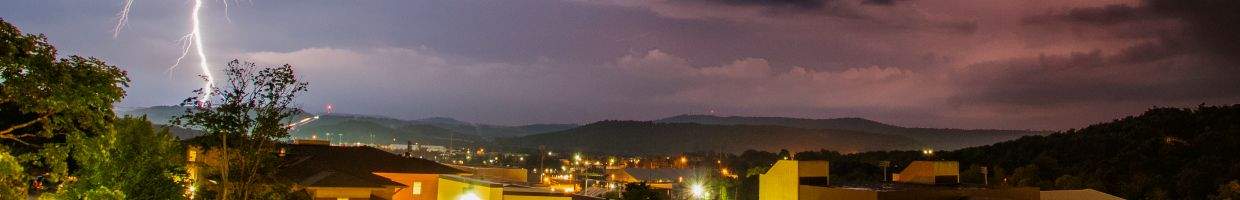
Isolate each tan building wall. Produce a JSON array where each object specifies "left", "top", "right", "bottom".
[
  {"left": 374, "top": 173, "right": 442, "bottom": 200},
  {"left": 893, "top": 161, "right": 960, "bottom": 185},
  {"left": 437, "top": 176, "right": 505, "bottom": 200},
  {"left": 1041, "top": 189, "right": 1124, "bottom": 200},
  {"left": 799, "top": 186, "right": 877, "bottom": 200},
  {"left": 759, "top": 160, "right": 829, "bottom": 200},
  {"left": 798, "top": 186, "right": 1039, "bottom": 200},
  {"left": 307, "top": 186, "right": 393, "bottom": 200},
  {"left": 471, "top": 167, "right": 529, "bottom": 184}
]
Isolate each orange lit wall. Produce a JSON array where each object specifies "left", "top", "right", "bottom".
[{"left": 374, "top": 173, "right": 442, "bottom": 200}]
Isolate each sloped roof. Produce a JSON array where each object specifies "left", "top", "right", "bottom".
[
  {"left": 282, "top": 144, "right": 464, "bottom": 174},
  {"left": 297, "top": 170, "right": 401, "bottom": 188},
  {"left": 624, "top": 168, "right": 697, "bottom": 182},
  {"left": 276, "top": 144, "right": 464, "bottom": 188}
]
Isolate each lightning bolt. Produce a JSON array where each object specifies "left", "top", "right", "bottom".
[
  {"left": 112, "top": 0, "right": 134, "bottom": 38},
  {"left": 115, "top": 0, "right": 223, "bottom": 104},
  {"left": 190, "top": 0, "right": 214, "bottom": 103}
]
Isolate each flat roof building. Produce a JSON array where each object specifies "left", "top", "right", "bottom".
[
  {"left": 758, "top": 159, "right": 1118, "bottom": 200},
  {"left": 892, "top": 161, "right": 960, "bottom": 185},
  {"left": 758, "top": 160, "right": 829, "bottom": 200}
]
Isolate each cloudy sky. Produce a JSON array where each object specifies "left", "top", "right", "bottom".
[{"left": 2, "top": 0, "right": 1237, "bottom": 130}]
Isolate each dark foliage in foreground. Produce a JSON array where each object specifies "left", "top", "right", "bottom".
[
  {"left": 945, "top": 105, "right": 1240, "bottom": 199},
  {"left": 783, "top": 105, "right": 1240, "bottom": 199}
]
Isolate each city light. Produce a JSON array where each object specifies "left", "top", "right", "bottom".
[
  {"left": 457, "top": 191, "right": 481, "bottom": 200},
  {"left": 689, "top": 183, "right": 706, "bottom": 199}
]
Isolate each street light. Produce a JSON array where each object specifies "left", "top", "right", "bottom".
[{"left": 689, "top": 183, "right": 706, "bottom": 199}]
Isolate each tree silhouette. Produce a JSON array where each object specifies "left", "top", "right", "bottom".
[{"left": 173, "top": 60, "right": 308, "bottom": 199}]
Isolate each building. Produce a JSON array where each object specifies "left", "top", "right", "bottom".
[
  {"left": 757, "top": 160, "right": 1120, "bottom": 200},
  {"left": 601, "top": 167, "right": 699, "bottom": 190},
  {"left": 1040, "top": 189, "right": 1124, "bottom": 200},
  {"left": 449, "top": 165, "right": 530, "bottom": 184},
  {"left": 189, "top": 138, "right": 590, "bottom": 200},
  {"left": 758, "top": 160, "right": 830, "bottom": 200},
  {"left": 892, "top": 161, "right": 959, "bottom": 185},
  {"left": 278, "top": 143, "right": 466, "bottom": 200}
]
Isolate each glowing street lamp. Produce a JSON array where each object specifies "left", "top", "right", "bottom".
[
  {"left": 458, "top": 190, "right": 481, "bottom": 200},
  {"left": 689, "top": 183, "right": 706, "bottom": 199}
]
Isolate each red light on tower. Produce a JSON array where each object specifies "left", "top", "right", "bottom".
[{"left": 325, "top": 104, "right": 334, "bottom": 114}]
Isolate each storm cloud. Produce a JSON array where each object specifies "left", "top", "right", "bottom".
[{"left": 2, "top": 0, "right": 1236, "bottom": 130}]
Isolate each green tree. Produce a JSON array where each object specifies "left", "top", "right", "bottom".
[
  {"left": 173, "top": 60, "right": 307, "bottom": 199},
  {"left": 621, "top": 182, "right": 666, "bottom": 200},
  {"left": 50, "top": 116, "right": 187, "bottom": 199},
  {"left": 1212, "top": 180, "right": 1240, "bottom": 200},
  {"left": 1010, "top": 165, "right": 1040, "bottom": 187},
  {"left": 1, "top": 18, "right": 129, "bottom": 196},
  {"left": 1053, "top": 175, "right": 1084, "bottom": 189},
  {"left": 0, "top": 150, "right": 24, "bottom": 198}
]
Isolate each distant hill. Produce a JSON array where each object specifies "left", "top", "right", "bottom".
[
  {"left": 117, "top": 106, "right": 186, "bottom": 124},
  {"left": 501, "top": 121, "right": 925, "bottom": 155},
  {"left": 935, "top": 105, "right": 1240, "bottom": 199},
  {"left": 427, "top": 123, "right": 579, "bottom": 138},
  {"left": 657, "top": 115, "right": 1045, "bottom": 150},
  {"left": 117, "top": 106, "right": 576, "bottom": 145},
  {"left": 291, "top": 118, "right": 486, "bottom": 146}
]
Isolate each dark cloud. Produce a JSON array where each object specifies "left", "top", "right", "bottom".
[
  {"left": 1063, "top": 4, "right": 1152, "bottom": 25},
  {"left": 5, "top": 0, "right": 1237, "bottom": 130},
  {"left": 714, "top": 0, "right": 828, "bottom": 9},
  {"left": 1145, "top": 0, "right": 1240, "bottom": 61},
  {"left": 950, "top": 40, "right": 1240, "bottom": 107},
  {"left": 860, "top": 0, "right": 907, "bottom": 6},
  {"left": 703, "top": 0, "right": 906, "bottom": 8},
  {"left": 1026, "top": 0, "right": 1240, "bottom": 62}
]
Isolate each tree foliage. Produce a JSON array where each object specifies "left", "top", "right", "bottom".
[
  {"left": 1, "top": 18, "right": 129, "bottom": 197},
  {"left": 49, "top": 116, "right": 187, "bottom": 200},
  {"left": 621, "top": 182, "right": 666, "bottom": 200},
  {"left": 741, "top": 105, "right": 1240, "bottom": 199},
  {"left": 173, "top": 60, "right": 307, "bottom": 199}
]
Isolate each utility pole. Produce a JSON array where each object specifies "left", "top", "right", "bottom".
[
  {"left": 981, "top": 166, "right": 990, "bottom": 186},
  {"left": 879, "top": 161, "right": 891, "bottom": 182},
  {"left": 538, "top": 145, "right": 546, "bottom": 171}
]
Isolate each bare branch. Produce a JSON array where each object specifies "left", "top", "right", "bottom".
[{"left": 0, "top": 112, "right": 53, "bottom": 136}]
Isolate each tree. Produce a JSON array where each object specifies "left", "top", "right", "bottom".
[
  {"left": 1, "top": 18, "right": 129, "bottom": 196},
  {"left": 49, "top": 116, "right": 187, "bottom": 199},
  {"left": 1053, "top": 175, "right": 1084, "bottom": 190},
  {"left": 1213, "top": 180, "right": 1240, "bottom": 200},
  {"left": 621, "top": 182, "right": 666, "bottom": 200},
  {"left": 0, "top": 150, "right": 23, "bottom": 198},
  {"left": 1010, "top": 165, "right": 1041, "bottom": 187},
  {"left": 173, "top": 60, "right": 307, "bottom": 199}
]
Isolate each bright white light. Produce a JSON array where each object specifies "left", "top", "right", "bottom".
[
  {"left": 457, "top": 192, "right": 481, "bottom": 200},
  {"left": 191, "top": 0, "right": 214, "bottom": 103},
  {"left": 112, "top": 0, "right": 134, "bottom": 38},
  {"left": 690, "top": 183, "right": 705, "bottom": 198}
]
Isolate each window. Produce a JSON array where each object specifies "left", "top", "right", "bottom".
[{"left": 411, "top": 182, "right": 423, "bottom": 195}]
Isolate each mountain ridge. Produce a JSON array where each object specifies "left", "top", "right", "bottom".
[
  {"left": 501, "top": 120, "right": 926, "bottom": 155},
  {"left": 655, "top": 114, "right": 1047, "bottom": 150}
]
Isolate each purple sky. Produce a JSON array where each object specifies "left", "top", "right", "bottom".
[{"left": 2, "top": 0, "right": 1237, "bottom": 130}]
